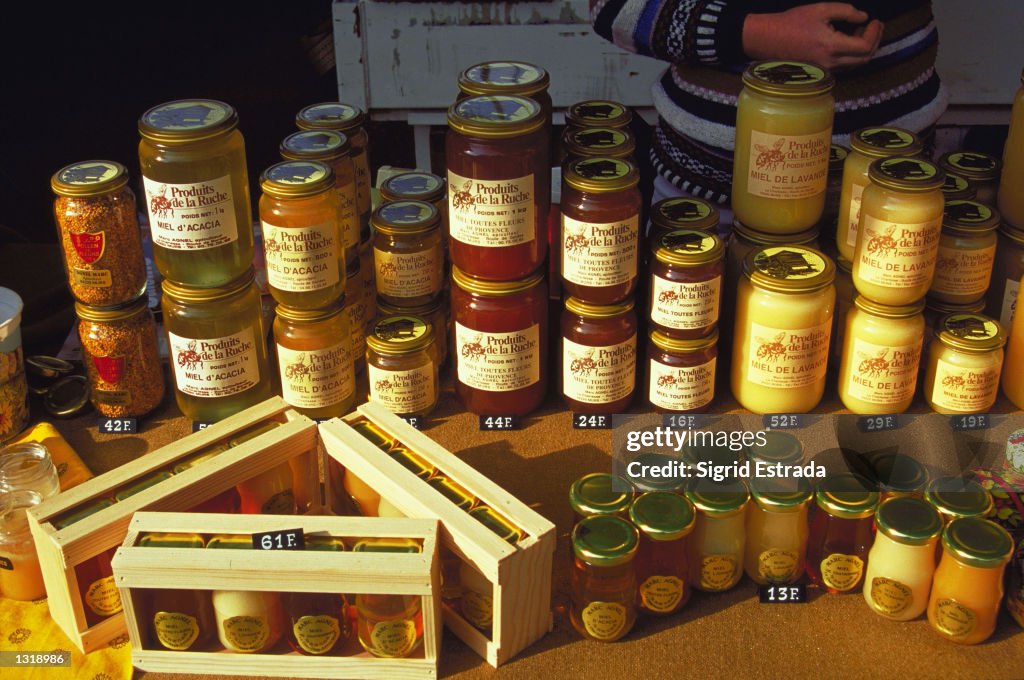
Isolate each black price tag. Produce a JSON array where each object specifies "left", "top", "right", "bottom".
[
  {"left": 573, "top": 414, "right": 611, "bottom": 429},
  {"left": 252, "top": 529, "right": 305, "bottom": 551},
  {"left": 758, "top": 584, "right": 807, "bottom": 603},
  {"left": 479, "top": 415, "right": 519, "bottom": 431},
  {"left": 856, "top": 415, "right": 902, "bottom": 433},
  {"left": 662, "top": 414, "right": 712, "bottom": 429},
  {"left": 762, "top": 414, "right": 804, "bottom": 430},
  {"left": 950, "top": 414, "right": 991, "bottom": 432},
  {"left": 98, "top": 417, "right": 138, "bottom": 434},
  {"left": 400, "top": 415, "right": 424, "bottom": 430},
  {"left": 191, "top": 421, "right": 212, "bottom": 433}
]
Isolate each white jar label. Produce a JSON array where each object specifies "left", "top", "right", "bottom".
[
  {"left": 1000, "top": 277, "right": 1019, "bottom": 331},
  {"left": 930, "top": 357, "right": 1001, "bottom": 412},
  {"left": 563, "top": 336, "right": 636, "bottom": 405},
  {"left": 293, "top": 614, "right": 341, "bottom": 655},
  {"left": 448, "top": 171, "right": 535, "bottom": 247},
  {"left": 931, "top": 243, "right": 996, "bottom": 297},
  {"left": 337, "top": 184, "right": 359, "bottom": 249},
  {"left": 262, "top": 221, "right": 340, "bottom": 293},
  {"left": 455, "top": 322, "right": 540, "bottom": 392},
  {"left": 277, "top": 342, "right": 353, "bottom": 410},
  {"left": 856, "top": 214, "right": 941, "bottom": 289},
  {"left": 373, "top": 246, "right": 442, "bottom": 298},
  {"left": 143, "top": 175, "right": 239, "bottom": 251},
  {"left": 169, "top": 328, "right": 260, "bottom": 398},
  {"left": 650, "top": 274, "right": 721, "bottom": 330},
  {"left": 648, "top": 357, "right": 715, "bottom": 411},
  {"left": 561, "top": 215, "right": 638, "bottom": 288},
  {"left": 368, "top": 363, "right": 436, "bottom": 413},
  {"left": 746, "top": 128, "right": 831, "bottom": 200},
  {"left": 844, "top": 337, "right": 921, "bottom": 405},
  {"left": 746, "top": 321, "right": 830, "bottom": 389},
  {"left": 845, "top": 181, "right": 865, "bottom": 248}
]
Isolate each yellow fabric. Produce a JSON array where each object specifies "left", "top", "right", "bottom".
[{"left": 9, "top": 421, "right": 92, "bottom": 492}]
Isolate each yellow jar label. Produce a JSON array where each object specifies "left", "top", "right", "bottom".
[
  {"left": 581, "top": 601, "right": 628, "bottom": 640},
  {"left": 368, "top": 363, "right": 436, "bottom": 413},
  {"left": 169, "top": 327, "right": 261, "bottom": 399},
  {"left": 336, "top": 185, "right": 359, "bottom": 249},
  {"left": 561, "top": 215, "right": 639, "bottom": 288},
  {"left": 845, "top": 337, "right": 921, "bottom": 406},
  {"left": 650, "top": 274, "right": 721, "bottom": 330},
  {"left": 262, "top": 489, "right": 296, "bottom": 515},
  {"left": 277, "top": 342, "right": 354, "bottom": 410},
  {"left": 746, "top": 128, "right": 830, "bottom": 200},
  {"left": 143, "top": 175, "right": 239, "bottom": 251},
  {"left": 563, "top": 336, "right": 636, "bottom": 405},
  {"left": 262, "top": 221, "right": 340, "bottom": 293},
  {"left": 369, "top": 619, "right": 418, "bottom": 657},
  {"left": 461, "top": 589, "right": 493, "bottom": 629},
  {"left": 934, "top": 598, "right": 977, "bottom": 638},
  {"left": 820, "top": 553, "right": 864, "bottom": 591},
  {"left": 930, "top": 358, "right": 1000, "bottom": 412},
  {"left": 870, "top": 577, "right": 913, "bottom": 616},
  {"left": 700, "top": 555, "right": 738, "bottom": 591},
  {"left": 448, "top": 171, "right": 535, "bottom": 247},
  {"left": 373, "top": 246, "right": 443, "bottom": 298},
  {"left": 757, "top": 549, "right": 799, "bottom": 584},
  {"left": 222, "top": 615, "right": 269, "bottom": 652},
  {"left": 857, "top": 214, "right": 941, "bottom": 289},
  {"left": 639, "top": 575, "right": 684, "bottom": 613},
  {"left": 931, "top": 243, "right": 996, "bottom": 297},
  {"left": 71, "top": 267, "right": 112, "bottom": 288},
  {"left": 455, "top": 322, "right": 540, "bottom": 392},
  {"left": 154, "top": 611, "right": 200, "bottom": 651},
  {"left": 293, "top": 615, "right": 340, "bottom": 655},
  {"left": 648, "top": 357, "right": 716, "bottom": 411},
  {"left": 845, "top": 182, "right": 866, "bottom": 248},
  {"left": 85, "top": 576, "right": 122, "bottom": 616},
  {"left": 746, "top": 321, "right": 830, "bottom": 389},
  {"left": 1000, "top": 277, "right": 1019, "bottom": 330}
]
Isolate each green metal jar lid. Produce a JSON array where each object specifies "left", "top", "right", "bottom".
[
  {"left": 260, "top": 160, "right": 335, "bottom": 199},
  {"left": 935, "top": 313, "right": 1006, "bottom": 353},
  {"left": 942, "top": 200, "right": 1000, "bottom": 233},
  {"left": 206, "top": 534, "right": 253, "bottom": 549},
  {"left": 627, "top": 452, "right": 687, "bottom": 493},
  {"left": 572, "top": 515, "right": 638, "bottom": 567},
  {"left": 744, "top": 246, "right": 835, "bottom": 294},
  {"left": 469, "top": 505, "right": 524, "bottom": 544},
  {"left": 447, "top": 95, "right": 544, "bottom": 138},
  {"left": 747, "top": 431, "right": 803, "bottom": 466},
  {"left": 565, "top": 100, "right": 632, "bottom": 129},
  {"left": 371, "top": 199, "right": 439, "bottom": 234},
  {"left": 52, "top": 498, "right": 113, "bottom": 530},
  {"left": 925, "top": 476, "right": 993, "bottom": 519},
  {"left": 458, "top": 61, "right": 549, "bottom": 97},
  {"left": 742, "top": 60, "right": 834, "bottom": 97},
  {"left": 564, "top": 157, "right": 640, "bottom": 193},
  {"left": 684, "top": 477, "right": 749, "bottom": 516},
  {"left": 51, "top": 160, "right": 129, "bottom": 197},
  {"left": 380, "top": 172, "right": 446, "bottom": 203},
  {"left": 876, "top": 496, "right": 942, "bottom": 545},
  {"left": 280, "top": 129, "right": 351, "bottom": 161},
  {"left": 850, "top": 127, "right": 923, "bottom": 158},
  {"left": 651, "top": 197, "right": 719, "bottom": 233},
  {"left": 939, "top": 151, "right": 1000, "bottom": 182},
  {"left": 749, "top": 477, "right": 812, "bottom": 511},
  {"left": 870, "top": 451, "right": 929, "bottom": 494},
  {"left": 366, "top": 314, "right": 434, "bottom": 356},
  {"left": 306, "top": 536, "right": 346, "bottom": 551},
  {"left": 629, "top": 491, "right": 695, "bottom": 541},
  {"left": 869, "top": 157, "right": 945, "bottom": 192},
  {"left": 139, "top": 99, "right": 238, "bottom": 143},
  {"left": 941, "top": 173, "right": 976, "bottom": 201},
  {"left": 562, "top": 127, "right": 636, "bottom": 160},
  {"left": 427, "top": 475, "right": 476, "bottom": 511},
  {"left": 815, "top": 473, "right": 879, "bottom": 519},
  {"left": 114, "top": 472, "right": 173, "bottom": 502},
  {"left": 569, "top": 473, "right": 633, "bottom": 517},
  {"left": 388, "top": 446, "right": 435, "bottom": 480},
  {"left": 941, "top": 517, "right": 1013, "bottom": 568},
  {"left": 296, "top": 102, "right": 367, "bottom": 132},
  {"left": 653, "top": 229, "right": 724, "bottom": 267}
]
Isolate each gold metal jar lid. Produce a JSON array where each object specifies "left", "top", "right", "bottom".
[
  {"left": 829, "top": 144, "right": 849, "bottom": 170},
  {"left": 564, "top": 296, "right": 634, "bottom": 320},
  {"left": 279, "top": 129, "right": 351, "bottom": 162},
  {"left": 1000, "top": 221, "right": 1024, "bottom": 246},
  {"left": 850, "top": 126, "right": 923, "bottom": 158},
  {"left": 747, "top": 431, "right": 803, "bottom": 466},
  {"left": 295, "top": 102, "right": 367, "bottom": 132},
  {"left": 629, "top": 491, "right": 695, "bottom": 541},
  {"left": 139, "top": 99, "right": 238, "bottom": 143},
  {"left": 371, "top": 200, "right": 439, "bottom": 235},
  {"left": 815, "top": 473, "right": 879, "bottom": 519},
  {"left": 870, "top": 451, "right": 928, "bottom": 494},
  {"left": 925, "top": 296, "right": 985, "bottom": 317},
  {"left": 868, "top": 157, "right": 945, "bottom": 192},
  {"left": 451, "top": 265, "right": 544, "bottom": 296},
  {"left": 565, "top": 100, "right": 632, "bottom": 129},
  {"left": 941, "top": 517, "right": 1013, "bottom": 568},
  {"left": 925, "top": 476, "right": 993, "bottom": 520},
  {"left": 941, "top": 172, "right": 976, "bottom": 201},
  {"left": 741, "top": 60, "right": 834, "bottom": 97},
  {"left": 352, "top": 538, "right": 422, "bottom": 553},
  {"left": 377, "top": 294, "right": 444, "bottom": 320},
  {"left": 836, "top": 257, "right": 852, "bottom": 275},
  {"left": 653, "top": 229, "right": 724, "bottom": 267},
  {"left": 447, "top": 95, "right": 544, "bottom": 138},
  {"left": 260, "top": 160, "right": 335, "bottom": 199},
  {"left": 275, "top": 300, "right": 346, "bottom": 324},
  {"left": 51, "top": 160, "right": 129, "bottom": 197},
  {"left": 876, "top": 496, "right": 942, "bottom": 545},
  {"left": 684, "top": 477, "right": 749, "bottom": 516},
  {"left": 649, "top": 327, "right": 719, "bottom": 354},
  {"left": 569, "top": 473, "right": 634, "bottom": 517},
  {"left": 942, "top": 200, "right": 1000, "bottom": 233},
  {"left": 731, "top": 220, "right": 819, "bottom": 247},
  {"left": 138, "top": 532, "right": 206, "bottom": 549},
  {"left": 366, "top": 314, "right": 434, "bottom": 356},
  {"left": 749, "top": 477, "right": 812, "bottom": 512},
  {"left": 161, "top": 267, "right": 255, "bottom": 303},
  {"left": 651, "top": 197, "right": 719, "bottom": 233},
  {"left": 75, "top": 295, "right": 149, "bottom": 323},
  {"left": 458, "top": 61, "right": 550, "bottom": 97},
  {"left": 572, "top": 515, "right": 638, "bottom": 567},
  {"left": 563, "top": 157, "right": 639, "bottom": 193},
  {"left": 743, "top": 245, "right": 835, "bottom": 294},
  {"left": 562, "top": 127, "right": 636, "bottom": 160},
  {"left": 380, "top": 172, "right": 446, "bottom": 203},
  {"left": 853, "top": 295, "right": 925, "bottom": 318},
  {"left": 939, "top": 151, "right": 1000, "bottom": 182},
  {"left": 935, "top": 313, "right": 1006, "bottom": 353}
]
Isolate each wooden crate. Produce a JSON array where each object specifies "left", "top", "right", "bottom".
[
  {"left": 319, "top": 402, "right": 556, "bottom": 667},
  {"left": 113, "top": 512, "right": 441, "bottom": 679},
  {"left": 27, "top": 397, "right": 319, "bottom": 652}
]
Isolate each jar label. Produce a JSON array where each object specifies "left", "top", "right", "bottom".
[
  {"left": 346, "top": 302, "right": 367, "bottom": 356},
  {"left": 856, "top": 214, "right": 941, "bottom": 290},
  {"left": 369, "top": 619, "right": 418, "bottom": 657},
  {"left": 581, "top": 601, "right": 628, "bottom": 641},
  {"left": 1000, "top": 277, "right": 1019, "bottom": 330},
  {"left": 373, "top": 246, "right": 443, "bottom": 298},
  {"left": 934, "top": 598, "right": 977, "bottom": 638},
  {"left": 262, "top": 221, "right": 340, "bottom": 293},
  {"left": 561, "top": 215, "right": 639, "bottom": 288},
  {"left": 746, "top": 321, "right": 830, "bottom": 389},
  {"left": 71, "top": 267, "right": 112, "bottom": 288},
  {"left": 337, "top": 185, "right": 360, "bottom": 249},
  {"left": 650, "top": 274, "right": 721, "bottom": 330},
  {"left": 368, "top": 363, "right": 436, "bottom": 414},
  {"left": 649, "top": 357, "right": 716, "bottom": 411},
  {"left": 354, "top": 150, "right": 371, "bottom": 214},
  {"left": 845, "top": 182, "right": 865, "bottom": 247},
  {"left": 143, "top": 174, "right": 239, "bottom": 251},
  {"left": 293, "top": 614, "right": 340, "bottom": 655},
  {"left": 845, "top": 336, "right": 921, "bottom": 406},
  {"left": 91, "top": 355, "right": 126, "bottom": 385},
  {"left": 154, "top": 611, "right": 200, "bottom": 651},
  {"left": 69, "top": 230, "right": 106, "bottom": 264},
  {"left": 639, "top": 575, "right": 684, "bottom": 613},
  {"left": 455, "top": 322, "right": 541, "bottom": 392},
  {"left": 277, "top": 342, "right": 354, "bottom": 410},
  {"left": 746, "top": 128, "right": 831, "bottom": 200},
  {"left": 869, "top": 577, "right": 913, "bottom": 616},
  {"left": 563, "top": 336, "right": 636, "bottom": 405},
  {"left": 169, "top": 328, "right": 261, "bottom": 399},
  {"left": 94, "top": 389, "right": 131, "bottom": 407},
  {"left": 222, "top": 615, "right": 269, "bottom": 652},
  {"left": 931, "top": 243, "right": 996, "bottom": 296},
  {"left": 757, "top": 549, "right": 799, "bottom": 584},
  {"left": 461, "top": 589, "right": 493, "bottom": 629},
  {"left": 85, "top": 575, "right": 123, "bottom": 616},
  {"left": 820, "top": 553, "right": 864, "bottom": 591},
  {"left": 930, "top": 357, "right": 1000, "bottom": 412},
  {"left": 447, "top": 171, "right": 536, "bottom": 248},
  {"left": 262, "top": 489, "right": 296, "bottom": 515},
  {"left": 700, "top": 555, "right": 737, "bottom": 591}
]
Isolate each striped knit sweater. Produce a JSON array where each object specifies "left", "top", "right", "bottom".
[{"left": 591, "top": 0, "right": 949, "bottom": 204}]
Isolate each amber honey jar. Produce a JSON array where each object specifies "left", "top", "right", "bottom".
[
  {"left": 806, "top": 474, "right": 879, "bottom": 594},
  {"left": 561, "top": 157, "right": 641, "bottom": 304},
  {"left": 649, "top": 229, "right": 725, "bottom": 339},
  {"left": 366, "top": 314, "right": 439, "bottom": 418},
  {"left": 986, "top": 222, "right": 1024, "bottom": 333},
  {"left": 649, "top": 197, "right": 720, "bottom": 242},
  {"left": 379, "top": 171, "right": 447, "bottom": 240},
  {"left": 939, "top": 151, "right": 1000, "bottom": 206},
  {"left": 929, "top": 200, "right": 999, "bottom": 305},
  {"left": 377, "top": 295, "right": 449, "bottom": 367},
  {"left": 561, "top": 297, "right": 637, "bottom": 414},
  {"left": 562, "top": 126, "right": 636, "bottom": 163},
  {"left": 630, "top": 491, "right": 696, "bottom": 616},
  {"left": 646, "top": 328, "right": 718, "bottom": 414},
  {"left": 570, "top": 515, "right": 639, "bottom": 642},
  {"left": 565, "top": 100, "right": 632, "bottom": 131},
  {"left": 371, "top": 200, "right": 444, "bottom": 307},
  {"left": 569, "top": 473, "right": 634, "bottom": 525}
]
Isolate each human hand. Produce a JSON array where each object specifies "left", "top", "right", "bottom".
[{"left": 742, "top": 3, "right": 884, "bottom": 70}]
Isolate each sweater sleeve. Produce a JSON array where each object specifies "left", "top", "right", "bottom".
[{"left": 590, "top": 0, "right": 749, "bottom": 65}]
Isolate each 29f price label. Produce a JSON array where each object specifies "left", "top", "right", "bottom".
[
  {"left": 479, "top": 415, "right": 519, "bottom": 431},
  {"left": 98, "top": 417, "right": 138, "bottom": 434},
  {"left": 857, "top": 415, "right": 902, "bottom": 433},
  {"left": 759, "top": 584, "right": 807, "bottom": 603},
  {"left": 573, "top": 414, "right": 611, "bottom": 429},
  {"left": 762, "top": 414, "right": 804, "bottom": 430},
  {"left": 252, "top": 528, "right": 305, "bottom": 551}
]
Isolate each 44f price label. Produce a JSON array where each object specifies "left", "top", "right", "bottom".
[{"left": 480, "top": 415, "right": 519, "bottom": 431}]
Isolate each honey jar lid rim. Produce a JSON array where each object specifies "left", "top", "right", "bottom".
[
  {"left": 295, "top": 102, "right": 366, "bottom": 131},
  {"left": 747, "top": 431, "right": 804, "bottom": 466},
  {"left": 653, "top": 229, "right": 724, "bottom": 266},
  {"left": 935, "top": 313, "right": 1006, "bottom": 352},
  {"left": 447, "top": 95, "right": 544, "bottom": 137},
  {"left": 274, "top": 300, "right": 346, "bottom": 323},
  {"left": 940, "top": 172, "right": 974, "bottom": 198},
  {"left": 565, "top": 100, "right": 632, "bottom": 128},
  {"left": 743, "top": 245, "right": 835, "bottom": 293},
  {"left": 870, "top": 451, "right": 929, "bottom": 492},
  {"left": 569, "top": 473, "right": 633, "bottom": 516},
  {"left": 942, "top": 200, "right": 1001, "bottom": 232},
  {"left": 650, "top": 197, "right": 720, "bottom": 231},
  {"left": 741, "top": 60, "right": 835, "bottom": 96},
  {"left": 649, "top": 327, "right": 719, "bottom": 353},
  {"left": 875, "top": 496, "right": 943, "bottom": 544},
  {"left": 939, "top": 151, "right": 1000, "bottom": 181},
  {"left": 868, "top": 157, "right": 945, "bottom": 192},
  {"left": 51, "top": 160, "right": 129, "bottom": 197},
  {"left": 941, "top": 517, "right": 1013, "bottom": 568},
  {"left": 564, "top": 156, "right": 640, "bottom": 192},
  {"left": 380, "top": 172, "right": 446, "bottom": 201},
  {"left": 572, "top": 515, "right": 639, "bottom": 566},
  {"left": 451, "top": 266, "right": 545, "bottom": 296},
  {"left": 849, "top": 126, "right": 923, "bottom": 157},
  {"left": 564, "top": 296, "right": 635, "bottom": 319},
  {"left": 279, "top": 129, "right": 351, "bottom": 161},
  {"left": 829, "top": 145, "right": 849, "bottom": 165},
  {"left": 260, "top": 160, "right": 336, "bottom": 198},
  {"left": 924, "top": 476, "right": 993, "bottom": 517},
  {"left": 629, "top": 491, "right": 695, "bottom": 540},
  {"left": 458, "top": 61, "right": 550, "bottom": 96},
  {"left": 853, "top": 295, "right": 925, "bottom": 318},
  {"left": 815, "top": 473, "right": 879, "bottom": 518},
  {"left": 366, "top": 314, "right": 434, "bottom": 355},
  {"left": 731, "top": 220, "right": 820, "bottom": 247},
  {"left": 376, "top": 294, "right": 444, "bottom": 317},
  {"left": 684, "top": 477, "right": 749, "bottom": 514},
  {"left": 75, "top": 295, "right": 150, "bottom": 322},
  {"left": 749, "top": 476, "right": 813, "bottom": 510},
  {"left": 562, "top": 126, "right": 636, "bottom": 158},
  {"left": 161, "top": 268, "right": 256, "bottom": 302},
  {"left": 924, "top": 296, "right": 986, "bottom": 316},
  {"left": 371, "top": 199, "right": 440, "bottom": 233},
  {"left": 1000, "top": 221, "right": 1024, "bottom": 244},
  {"left": 139, "top": 99, "right": 238, "bottom": 142}
]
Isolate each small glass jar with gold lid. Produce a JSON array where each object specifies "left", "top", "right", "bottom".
[
  {"left": 923, "top": 313, "right": 1006, "bottom": 414},
  {"left": 744, "top": 477, "right": 812, "bottom": 586},
  {"left": 561, "top": 126, "right": 636, "bottom": 164},
  {"left": 569, "top": 515, "right": 638, "bottom": 642},
  {"left": 569, "top": 473, "right": 633, "bottom": 526},
  {"left": 565, "top": 100, "right": 632, "bottom": 132},
  {"left": 649, "top": 197, "right": 720, "bottom": 243},
  {"left": 629, "top": 491, "right": 696, "bottom": 616},
  {"left": 939, "top": 151, "right": 1000, "bottom": 206},
  {"left": 807, "top": 473, "right": 879, "bottom": 594},
  {"left": 365, "top": 314, "right": 439, "bottom": 418},
  {"left": 925, "top": 476, "right": 994, "bottom": 525},
  {"left": 377, "top": 295, "right": 449, "bottom": 367},
  {"left": 371, "top": 200, "right": 444, "bottom": 307},
  {"left": 685, "top": 477, "right": 749, "bottom": 592},
  {"left": 645, "top": 329, "right": 718, "bottom": 414},
  {"left": 929, "top": 200, "right": 999, "bottom": 305},
  {"left": 561, "top": 297, "right": 637, "bottom": 414},
  {"left": 649, "top": 230, "right": 725, "bottom": 339},
  {"left": 941, "top": 172, "right": 976, "bottom": 202}
]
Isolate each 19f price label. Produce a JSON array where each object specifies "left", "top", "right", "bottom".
[
  {"left": 573, "top": 414, "right": 611, "bottom": 429},
  {"left": 252, "top": 528, "right": 305, "bottom": 551},
  {"left": 98, "top": 417, "right": 138, "bottom": 434},
  {"left": 480, "top": 415, "right": 519, "bottom": 431},
  {"left": 759, "top": 584, "right": 806, "bottom": 603},
  {"left": 950, "top": 414, "right": 992, "bottom": 432}
]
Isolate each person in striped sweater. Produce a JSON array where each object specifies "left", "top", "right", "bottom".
[{"left": 590, "top": 1, "right": 948, "bottom": 214}]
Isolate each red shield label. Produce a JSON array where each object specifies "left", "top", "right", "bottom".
[
  {"left": 70, "top": 232, "right": 106, "bottom": 264},
  {"left": 91, "top": 355, "right": 125, "bottom": 384}
]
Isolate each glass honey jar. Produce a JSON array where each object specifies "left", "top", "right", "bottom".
[
  {"left": 366, "top": 314, "right": 439, "bottom": 418},
  {"left": 379, "top": 171, "right": 447, "bottom": 241},
  {"left": 457, "top": 61, "right": 552, "bottom": 123},
  {"left": 999, "top": 70, "right": 1024, "bottom": 226},
  {"left": 273, "top": 301, "right": 354, "bottom": 420},
  {"left": 561, "top": 297, "right": 637, "bottom": 414},
  {"left": 345, "top": 258, "right": 367, "bottom": 376},
  {"left": 649, "top": 197, "right": 720, "bottom": 243},
  {"left": 259, "top": 160, "right": 345, "bottom": 310},
  {"left": 942, "top": 172, "right": 976, "bottom": 202},
  {"left": 923, "top": 297, "right": 986, "bottom": 345},
  {"left": 986, "top": 222, "right": 1024, "bottom": 333},
  {"left": 138, "top": 532, "right": 216, "bottom": 651},
  {"left": 923, "top": 313, "right": 1006, "bottom": 414},
  {"left": 646, "top": 328, "right": 717, "bottom": 414},
  {"left": 138, "top": 99, "right": 254, "bottom": 287},
  {"left": 284, "top": 537, "right": 349, "bottom": 655},
  {"left": 649, "top": 229, "right": 724, "bottom": 339},
  {"left": 929, "top": 200, "right": 999, "bottom": 305},
  {"left": 565, "top": 100, "right": 632, "bottom": 131},
  {"left": 629, "top": 491, "right": 695, "bottom": 616},
  {"left": 744, "top": 477, "right": 812, "bottom": 586},
  {"left": 569, "top": 473, "right": 634, "bottom": 525},
  {"left": 733, "top": 61, "right": 835, "bottom": 234},
  {"left": 353, "top": 539, "right": 424, "bottom": 658},
  {"left": 684, "top": 477, "right": 749, "bottom": 592},
  {"left": 570, "top": 515, "right": 638, "bottom": 642},
  {"left": 377, "top": 295, "right": 449, "bottom": 367},
  {"left": 807, "top": 473, "right": 879, "bottom": 594},
  {"left": 829, "top": 257, "right": 856, "bottom": 370},
  {"left": 0, "top": 489, "right": 46, "bottom": 601},
  {"left": 823, "top": 144, "right": 848, "bottom": 227},
  {"left": 371, "top": 200, "right": 444, "bottom": 307},
  {"left": 939, "top": 151, "right": 1000, "bottom": 206},
  {"left": 561, "top": 126, "right": 636, "bottom": 163},
  {"left": 925, "top": 476, "right": 994, "bottom": 526}
]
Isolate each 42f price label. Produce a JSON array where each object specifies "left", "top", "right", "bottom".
[{"left": 98, "top": 417, "right": 138, "bottom": 434}]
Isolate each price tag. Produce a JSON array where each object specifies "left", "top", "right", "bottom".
[
  {"left": 479, "top": 415, "right": 519, "bottom": 431},
  {"left": 191, "top": 421, "right": 212, "bottom": 433},
  {"left": 252, "top": 529, "right": 305, "bottom": 551},
  {"left": 661, "top": 414, "right": 713, "bottom": 429},
  {"left": 950, "top": 414, "right": 992, "bottom": 432},
  {"left": 573, "top": 414, "right": 611, "bottom": 429},
  {"left": 758, "top": 584, "right": 807, "bottom": 604},
  {"left": 400, "top": 415, "right": 424, "bottom": 430},
  {"left": 762, "top": 414, "right": 804, "bottom": 430},
  {"left": 98, "top": 417, "right": 138, "bottom": 434},
  {"left": 856, "top": 415, "right": 902, "bottom": 433}
]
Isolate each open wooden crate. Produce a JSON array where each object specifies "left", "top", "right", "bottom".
[
  {"left": 319, "top": 401, "right": 556, "bottom": 667},
  {"left": 113, "top": 512, "right": 441, "bottom": 679},
  {"left": 27, "top": 397, "right": 319, "bottom": 652}
]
